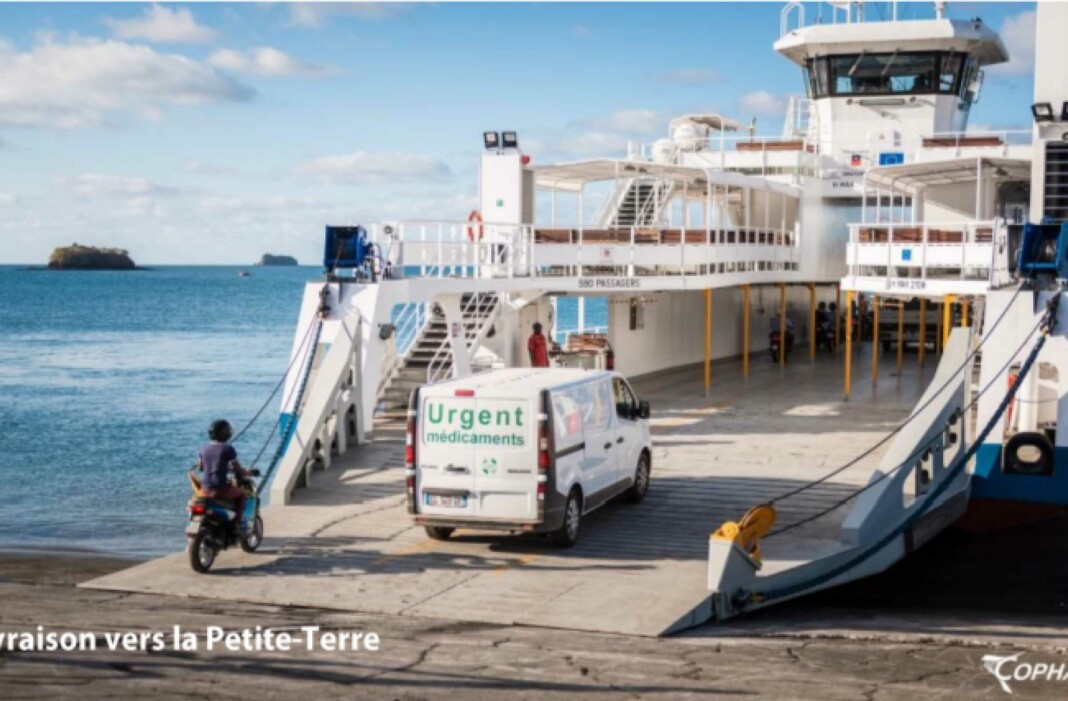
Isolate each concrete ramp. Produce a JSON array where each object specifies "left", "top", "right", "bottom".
[
  {"left": 84, "top": 439, "right": 713, "bottom": 636},
  {"left": 85, "top": 355, "right": 919, "bottom": 636}
]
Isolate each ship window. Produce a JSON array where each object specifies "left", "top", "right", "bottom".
[
  {"left": 811, "top": 52, "right": 967, "bottom": 98},
  {"left": 940, "top": 53, "right": 964, "bottom": 93}
]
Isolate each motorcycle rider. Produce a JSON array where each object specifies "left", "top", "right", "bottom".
[
  {"left": 816, "top": 301, "right": 830, "bottom": 327},
  {"left": 197, "top": 419, "right": 250, "bottom": 533}
]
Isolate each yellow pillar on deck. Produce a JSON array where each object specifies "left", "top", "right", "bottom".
[
  {"left": 872, "top": 296, "right": 880, "bottom": 383},
  {"left": 960, "top": 298, "right": 969, "bottom": 327},
  {"left": 942, "top": 294, "right": 956, "bottom": 349},
  {"left": 896, "top": 300, "right": 904, "bottom": 369},
  {"left": 834, "top": 285, "right": 841, "bottom": 354},
  {"left": 704, "top": 288, "right": 712, "bottom": 395},
  {"left": 918, "top": 298, "right": 927, "bottom": 366},
  {"left": 778, "top": 283, "right": 787, "bottom": 366},
  {"left": 808, "top": 283, "right": 816, "bottom": 361},
  {"left": 935, "top": 301, "right": 943, "bottom": 355},
  {"left": 844, "top": 291, "right": 854, "bottom": 400},
  {"left": 742, "top": 284, "right": 751, "bottom": 378}
]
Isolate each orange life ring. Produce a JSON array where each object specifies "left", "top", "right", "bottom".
[{"left": 466, "top": 210, "right": 484, "bottom": 241}]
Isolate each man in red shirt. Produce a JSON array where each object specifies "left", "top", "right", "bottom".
[{"left": 528, "top": 322, "right": 550, "bottom": 367}]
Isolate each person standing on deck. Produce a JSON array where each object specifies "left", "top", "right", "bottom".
[{"left": 528, "top": 322, "right": 550, "bottom": 368}]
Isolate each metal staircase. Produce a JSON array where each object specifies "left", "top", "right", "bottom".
[
  {"left": 603, "top": 179, "right": 674, "bottom": 228},
  {"left": 381, "top": 292, "right": 500, "bottom": 408}
]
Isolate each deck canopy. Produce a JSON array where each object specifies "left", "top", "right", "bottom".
[
  {"left": 864, "top": 157, "right": 1030, "bottom": 195},
  {"left": 533, "top": 158, "right": 800, "bottom": 198}
]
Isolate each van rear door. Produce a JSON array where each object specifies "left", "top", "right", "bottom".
[{"left": 417, "top": 391, "right": 536, "bottom": 522}]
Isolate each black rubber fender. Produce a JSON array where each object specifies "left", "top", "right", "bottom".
[{"left": 1003, "top": 431, "right": 1055, "bottom": 476}]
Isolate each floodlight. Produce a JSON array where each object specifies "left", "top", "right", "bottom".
[
  {"left": 501, "top": 131, "right": 518, "bottom": 149},
  {"left": 1032, "top": 102, "right": 1054, "bottom": 123},
  {"left": 483, "top": 131, "right": 500, "bottom": 150}
]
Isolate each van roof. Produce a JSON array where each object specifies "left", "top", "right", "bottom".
[{"left": 423, "top": 368, "right": 612, "bottom": 398}]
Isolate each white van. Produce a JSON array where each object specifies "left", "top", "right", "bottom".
[{"left": 405, "top": 368, "right": 652, "bottom": 547}]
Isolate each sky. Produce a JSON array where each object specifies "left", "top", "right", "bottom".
[{"left": 0, "top": 1, "right": 1039, "bottom": 265}]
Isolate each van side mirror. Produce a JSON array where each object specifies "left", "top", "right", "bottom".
[{"left": 637, "top": 400, "right": 651, "bottom": 420}]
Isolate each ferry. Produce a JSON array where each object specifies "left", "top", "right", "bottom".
[{"left": 88, "top": 1, "right": 1068, "bottom": 636}]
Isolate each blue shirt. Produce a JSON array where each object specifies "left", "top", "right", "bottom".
[{"left": 199, "top": 443, "right": 237, "bottom": 491}]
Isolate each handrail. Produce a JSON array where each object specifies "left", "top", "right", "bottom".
[{"left": 426, "top": 293, "right": 499, "bottom": 384}]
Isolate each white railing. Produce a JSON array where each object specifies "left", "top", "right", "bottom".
[
  {"left": 846, "top": 219, "right": 1012, "bottom": 292},
  {"left": 780, "top": 1, "right": 804, "bottom": 36},
  {"left": 632, "top": 129, "right": 1032, "bottom": 177},
  {"left": 552, "top": 325, "right": 608, "bottom": 344},
  {"left": 393, "top": 301, "right": 429, "bottom": 356},
  {"left": 371, "top": 220, "right": 534, "bottom": 280},
  {"left": 359, "top": 217, "right": 802, "bottom": 283},
  {"left": 426, "top": 293, "right": 499, "bottom": 384},
  {"left": 781, "top": 96, "right": 812, "bottom": 139},
  {"left": 595, "top": 178, "right": 635, "bottom": 227}
]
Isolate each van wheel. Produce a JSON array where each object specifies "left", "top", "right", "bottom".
[
  {"left": 551, "top": 490, "right": 582, "bottom": 548},
  {"left": 626, "top": 453, "right": 651, "bottom": 504},
  {"left": 425, "top": 526, "right": 454, "bottom": 541}
]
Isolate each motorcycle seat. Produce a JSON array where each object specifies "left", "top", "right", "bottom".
[{"left": 205, "top": 498, "right": 237, "bottom": 509}]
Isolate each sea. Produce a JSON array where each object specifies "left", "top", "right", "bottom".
[{"left": 0, "top": 265, "right": 606, "bottom": 557}]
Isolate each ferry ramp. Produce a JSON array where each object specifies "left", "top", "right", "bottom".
[{"left": 84, "top": 350, "right": 924, "bottom": 637}]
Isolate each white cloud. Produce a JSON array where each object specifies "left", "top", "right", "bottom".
[
  {"left": 288, "top": 2, "right": 411, "bottom": 28},
  {"left": 989, "top": 10, "right": 1035, "bottom": 76},
  {"left": 57, "top": 173, "right": 171, "bottom": 196},
  {"left": 298, "top": 151, "right": 452, "bottom": 183},
  {"left": 739, "top": 90, "right": 786, "bottom": 116},
  {"left": 107, "top": 5, "right": 217, "bottom": 44},
  {"left": 208, "top": 47, "right": 335, "bottom": 77},
  {"left": 0, "top": 35, "right": 254, "bottom": 129},
  {"left": 572, "top": 24, "right": 591, "bottom": 37},
  {"left": 0, "top": 192, "right": 19, "bottom": 206},
  {"left": 198, "top": 194, "right": 325, "bottom": 213},
  {"left": 588, "top": 109, "right": 663, "bottom": 135},
  {"left": 653, "top": 68, "right": 723, "bottom": 85}
]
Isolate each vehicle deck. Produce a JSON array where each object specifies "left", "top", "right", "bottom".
[{"left": 85, "top": 347, "right": 928, "bottom": 637}]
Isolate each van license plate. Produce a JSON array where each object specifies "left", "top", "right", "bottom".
[{"left": 425, "top": 494, "right": 467, "bottom": 508}]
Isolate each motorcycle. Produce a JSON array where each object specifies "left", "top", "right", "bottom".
[
  {"left": 815, "top": 321, "right": 836, "bottom": 352},
  {"left": 769, "top": 330, "right": 794, "bottom": 362},
  {"left": 186, "top": 469, "right": 263, "bottom": 573}
]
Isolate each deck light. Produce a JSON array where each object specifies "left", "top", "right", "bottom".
[
  {"left": 1032, "top": 102, "right": 1055, "bottom": 123},
  {"left": 483, "top": 131, "right": 500, "bottom": 150},
  {"left": 501, "top": 131, "right": 518, "bottom": 149}
]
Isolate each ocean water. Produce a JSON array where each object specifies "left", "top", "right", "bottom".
[{"left": 0, "top": 265, "right": 605, "bottom": 557}]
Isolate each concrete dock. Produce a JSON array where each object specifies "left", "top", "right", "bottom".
[{"left": 85, "top": 350, "right": 928, "bottom": 636}]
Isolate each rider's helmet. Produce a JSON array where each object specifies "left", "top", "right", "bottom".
[{"left": 208, "top": 419, "right": 233, "bottom": 442}]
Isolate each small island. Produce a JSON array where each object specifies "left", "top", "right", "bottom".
[
  {"left": 48, "top": 244, "right": 136, "bottom": 270},
  {"left": 257, "top": 254, "right": 298, "bottom": 267}
]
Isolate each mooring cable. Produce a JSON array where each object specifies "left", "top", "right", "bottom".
[
  {"left": 766, "top": 310, "right": 1047, "bottom": 539},
  {"left": 765, "top": 283, "right": 1024, "bottom": 506},
  {"left": 753, "top": 292, "right": 1059, "bottom": 603},
  {"left": 230, "top": 314, "right": 321, "bottom": 444}
]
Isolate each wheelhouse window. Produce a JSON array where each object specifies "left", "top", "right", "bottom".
[{"left": 807, "top": 52, "right": 967, "bottom": 98}]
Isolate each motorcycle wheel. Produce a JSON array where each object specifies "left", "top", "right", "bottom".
[
  {"left": 189, "top": 528, "right": 217, "bottom": 573},
  {"left": 240, "top": 515, "right": 264, "bottom": 553}
]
